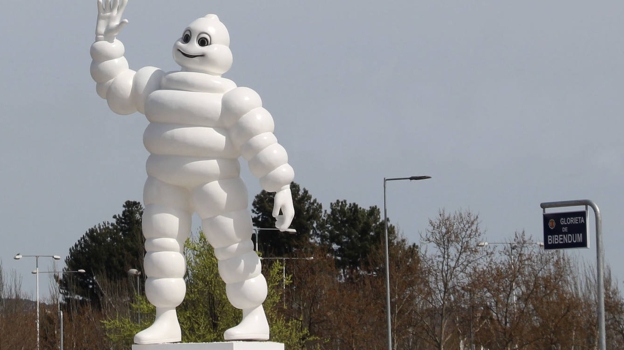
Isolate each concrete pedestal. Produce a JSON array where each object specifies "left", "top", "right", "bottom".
[{"left": 132, "top": 342, "right": 284, "bottom": 350}]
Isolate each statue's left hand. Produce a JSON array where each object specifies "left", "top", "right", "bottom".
[
  {"left": 96, "top": 0, "right": 129, "bottom": 42},
  {"left": 273, "top": 186, "right": 294, "bottom": 231}
]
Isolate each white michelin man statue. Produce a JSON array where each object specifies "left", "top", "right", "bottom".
[{"left": 89, "top": 0, "right": 295, "bottom": 344}]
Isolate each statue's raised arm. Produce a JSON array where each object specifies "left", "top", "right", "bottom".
[{"left": 90, "top": 0, "right": 164, "bottom": 115}]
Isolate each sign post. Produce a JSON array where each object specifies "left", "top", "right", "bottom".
[
  {"left": 540, "top": 199, "right": 604, "bottom": 350},
  {"left": 543, "top": 210, "right": 589, "bottom": 250}
]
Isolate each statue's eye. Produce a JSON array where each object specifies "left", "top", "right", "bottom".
[
  {"left": 182, "top": 30, "right": 191, "bottom": 44},
  {"left": 197, "top": 33, "right": 211, "bottom": 47}
]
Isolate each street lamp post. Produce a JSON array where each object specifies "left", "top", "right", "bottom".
[
  {"left": 383, "top": 175, "right": 430, "bottom": 350},
  {"left": 127, "top": 268, "right": 142, "bottom": 325},
  {"left": 14, "top": 253, "right": 61, "bottom": 350},
  {"left": 38, "top": 269, "right": 85, "bottom": 350},
  {"left": 252, "top": 227, "right": 296, "bottom": 253}
]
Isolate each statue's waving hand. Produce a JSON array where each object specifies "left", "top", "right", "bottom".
[{"left": 96, "top": 0, "right": 129, "bottom": 42}]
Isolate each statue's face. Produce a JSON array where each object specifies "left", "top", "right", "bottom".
[{"left": 172, "top": 15, "right": 233, "bottom": 76}]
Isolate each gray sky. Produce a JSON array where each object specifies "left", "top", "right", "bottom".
[{"left": 2, "top": 0, "right": 623, "bottom": 299}]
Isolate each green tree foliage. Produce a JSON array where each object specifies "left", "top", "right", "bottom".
[
  {"left": 252, "top": 182, "right": 323, "bottom": 257},
  {"left": 62, "top": 200, "right": 145, "bottom": 308},
  {"left": 102, "top": 295, "right": 154, "bottom": 349},
  {"left": 179, "top": 232, "right": 238, "bottom": 342}
]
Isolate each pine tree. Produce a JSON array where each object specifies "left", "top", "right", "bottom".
[{"left": 62, "top": 200, "right": 145, "bottom": 308}]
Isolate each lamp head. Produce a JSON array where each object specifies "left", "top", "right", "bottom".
[
  {"left": 409, "top": 176, "right": 432, "bottom": 181},
  {"left": 14, "top": 254, "right": 22, "bottom": 260},
  {"left": 477, "top": 242, "right": 488, "bottom": 247},
  {"left": 77, "top": 269, "right": 86, "bottom": 273},
  {"left": 53, "top": 255, "right": 61, "bottom": 260}
]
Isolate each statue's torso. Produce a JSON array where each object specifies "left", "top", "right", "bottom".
[{"left": 142, "top": 71, "right": 241, "bottom": 187}]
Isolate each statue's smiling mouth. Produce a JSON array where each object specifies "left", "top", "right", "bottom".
[{"left": 178, "top": 49, "right": 204, "bottom": 58}]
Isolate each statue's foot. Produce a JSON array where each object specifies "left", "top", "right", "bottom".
[
  {"left": 224, "top": 305, "right": 270, "bottom": 341},
  {"left": 134, "top": 308, "right": 181, "bottom": 344}
]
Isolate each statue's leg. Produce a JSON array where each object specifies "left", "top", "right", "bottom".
[
  {"left": 135, "top": 176, "right": 191, "bottom": 344},
  {"left": 193, "top": 177, "right": 269, "bottom": 341}
]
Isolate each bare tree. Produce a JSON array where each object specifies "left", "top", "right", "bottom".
[
  {"left": 604, "top": 266, "right": 624, "bottom": 348},
  {"left": 418, "top": 209, "right": 487, "bottom": 350},
  {"left": 0, "top": 260, "right": 36, "bottom": 349},
  {"left": 476, "top": 232, "right": 546, "bottom": 349}
]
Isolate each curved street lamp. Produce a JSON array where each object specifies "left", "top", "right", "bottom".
[{"left": 383, "top": 175, "right": 431, "bottom": 350}]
